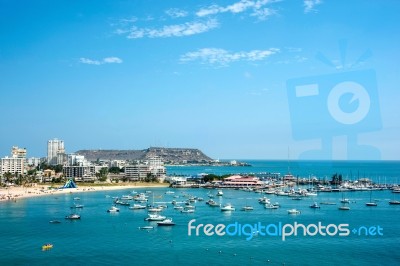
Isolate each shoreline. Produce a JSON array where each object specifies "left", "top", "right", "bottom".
[{"left": 0, "top": 182, "right": 170, "bottom": 202}]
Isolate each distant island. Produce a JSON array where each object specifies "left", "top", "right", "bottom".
[{"left": 75, "top": 147, "right": 250, "bottom": 166}]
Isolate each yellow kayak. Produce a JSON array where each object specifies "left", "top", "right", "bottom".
[{"left": 42, "top": 244, "right": 53, "bottom": 250}]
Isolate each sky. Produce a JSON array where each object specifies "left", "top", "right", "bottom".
[{"left": 0, "top": 0, "right": 399, "bottom": 160}]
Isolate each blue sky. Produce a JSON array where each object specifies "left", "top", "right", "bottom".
[{"left": 0, "top": 0, "right": 399, "bottom": 160}]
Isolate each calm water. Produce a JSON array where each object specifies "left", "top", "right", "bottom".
[{"left": 1, "top": 161, "right": 400, "bottom": 266}]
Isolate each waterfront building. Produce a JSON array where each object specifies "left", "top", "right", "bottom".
[
  {"left": 149, "top": 156, "right": 166, "bottom": 179},
  {"left": 221, "top": 175, "right": 264, "bottom": 188},
  {"left": 124, "top": 164, "right": 149, "bottom": 181},
  {"left": 1, "top": 146, "right": 27, "bottom": 176},
  {"left": 47, "top": 139, "right": 65, "bottom": 165},
  {"left": 67, "top": 154, "right": 87, "bottom": 166},
  {"left": 63, "top": 165, "right": 95, "bottom": 182}
]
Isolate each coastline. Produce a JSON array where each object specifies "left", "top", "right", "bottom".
[{"left": 0, "top": 182, "right": 169, "bottom": 202}]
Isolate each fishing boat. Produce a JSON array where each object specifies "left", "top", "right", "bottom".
[
  {"left": 42, "top": 244, "right": 53, "bottom": 251},
  {"left": 157, "top": 218, "right": 176, "bottom": 226},
  {"left": 65, "top": 214, "right": 81, "bottom": 219},
  {"left": 288, "top": 209, "right": 300, "bottom": 214}
]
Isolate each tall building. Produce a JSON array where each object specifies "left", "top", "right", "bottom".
[
  {"left": 47, "top": 138, "right": 65, "bottom": 165},
  {"left": 1, "top": 146, "right": 27, "bottom": 176}
]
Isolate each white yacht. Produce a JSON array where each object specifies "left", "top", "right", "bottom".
[
  {"left": 65, "top": 214, "right": 81, "bottom": 220},
  {"left": 129, "top": 204, "right": 147, "bottom": 210},
  {"left": 265, "top": 203, "right": 279, "bottom": 209},
  {"left": 145, "top": 214, "right": 166, "bottom": 221},
  {"left": 220, "top": 204, "right": 235, "bottom": 211},
  {"left": 107, "top": 206, "right": 120, "bottom": 213},
  {"left": 157, "top": 218, "right": 176, "bottom": 226}
]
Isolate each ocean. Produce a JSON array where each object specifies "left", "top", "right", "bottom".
[{"left": 1, "top": 160, "right": 399, "bottom": 266}]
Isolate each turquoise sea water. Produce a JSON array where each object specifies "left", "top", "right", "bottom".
[{"left": 1, "top": 161, "right": 400, "bottom": 266}]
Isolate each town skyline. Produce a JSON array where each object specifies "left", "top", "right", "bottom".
[{"left": 1, "top": 1, "right": 399, "bottom": 160}]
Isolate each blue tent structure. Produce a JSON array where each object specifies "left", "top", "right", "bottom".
[{"left": 61, "top": 179, "right": 77, "bottom": 189}]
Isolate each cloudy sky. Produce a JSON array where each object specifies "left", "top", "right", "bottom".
[{"left": 0, "top": 0, "right": 399, "bottom": 160}]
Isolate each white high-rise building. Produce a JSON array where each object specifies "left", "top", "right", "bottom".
[
  {"left": 47, "top": 138, "right": 65, "bottom": 165},
  {"left": 1, "top": 146, "right": 27, "bottom": 176}
]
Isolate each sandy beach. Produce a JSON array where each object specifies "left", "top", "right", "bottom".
[{"left": 0, "top": 183, "right": 170, "bottom": 202}]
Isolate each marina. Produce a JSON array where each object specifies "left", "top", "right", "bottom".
[{"left": 1, "top": 160, "right": 400, "bottom": 265}]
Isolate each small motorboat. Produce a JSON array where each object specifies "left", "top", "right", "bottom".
[
  {"left": 220, "top": 204, "right": 235, "bottom": 212},
  {"left": 65, "top": 214, "right": 81, "bottom": 220},
  {"left": 70, "top": 204, "right": 84, "bottom": 209},
  {"left": 241, "top": 206, "right": 254, "bottom": 211},
  {"left": 181, "top": 209, "right": 195, "bottom": 213},
  {"left": 366, "top": 202, "right": 378, "bottom": 207},
  {"left": 216, "top": 190, "right": 223, "bottom": 196},
  {"left": 265, "top": 203, "right": 279, "bottom": 209},
  {"left": 73, "top": 197, "right": 80, "bottom": 201},
  {"left": 310, "top": 202, "right": 321, "bottom": 209},
  {"left": 49, "top": 220, "right": 61, "bottom": 224},
  {"left": 338, "top": 206, "right": 350, "bottom": 210},
  {"left": 287, "top": 209, "right": 301, "bottom": 215},
  {"left": 320, "top": 202, "right": 336, "bottom": 205},
  {"left": 107, "top": 206, "right": 120, "bottom": 213},
  {"left": 42, "top": 244, "right": 53, "bottom": 251},
  {"left": 129, "top": 204, "right": 147, "bottom": 210},
  {"left": 138, "top": 226, "right": 154, "bottom": 230},
  {"left": 157, "top": 218, "right": 176, "bottom": 226},
  {"left": 389, "top": 200, "right": 400, "bottom": 205},
  {"left": 145, "top": 214, "right": 166, "bottom": 221}
]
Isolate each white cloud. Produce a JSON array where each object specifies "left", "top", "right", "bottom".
[
  {"left": 196, "top": 0, "right": 277, "bottom": 20},
  {"left": 180, "top": 47, "right": 279, "bottom": 66},
  {"left": 103, "top": 57, "right": 123, "bottom": 64},
  {"left": 165, "top": 8, "right": 188, "bottom": 18},
  {"left": 79, "top": 57, "right": 123, "bottom": 65},
  {"left": 304, "top": 0, "right": 322, "bottom": 13},
  {"left": 126, "top": 19, "right": 219, "bottom": 39}
]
